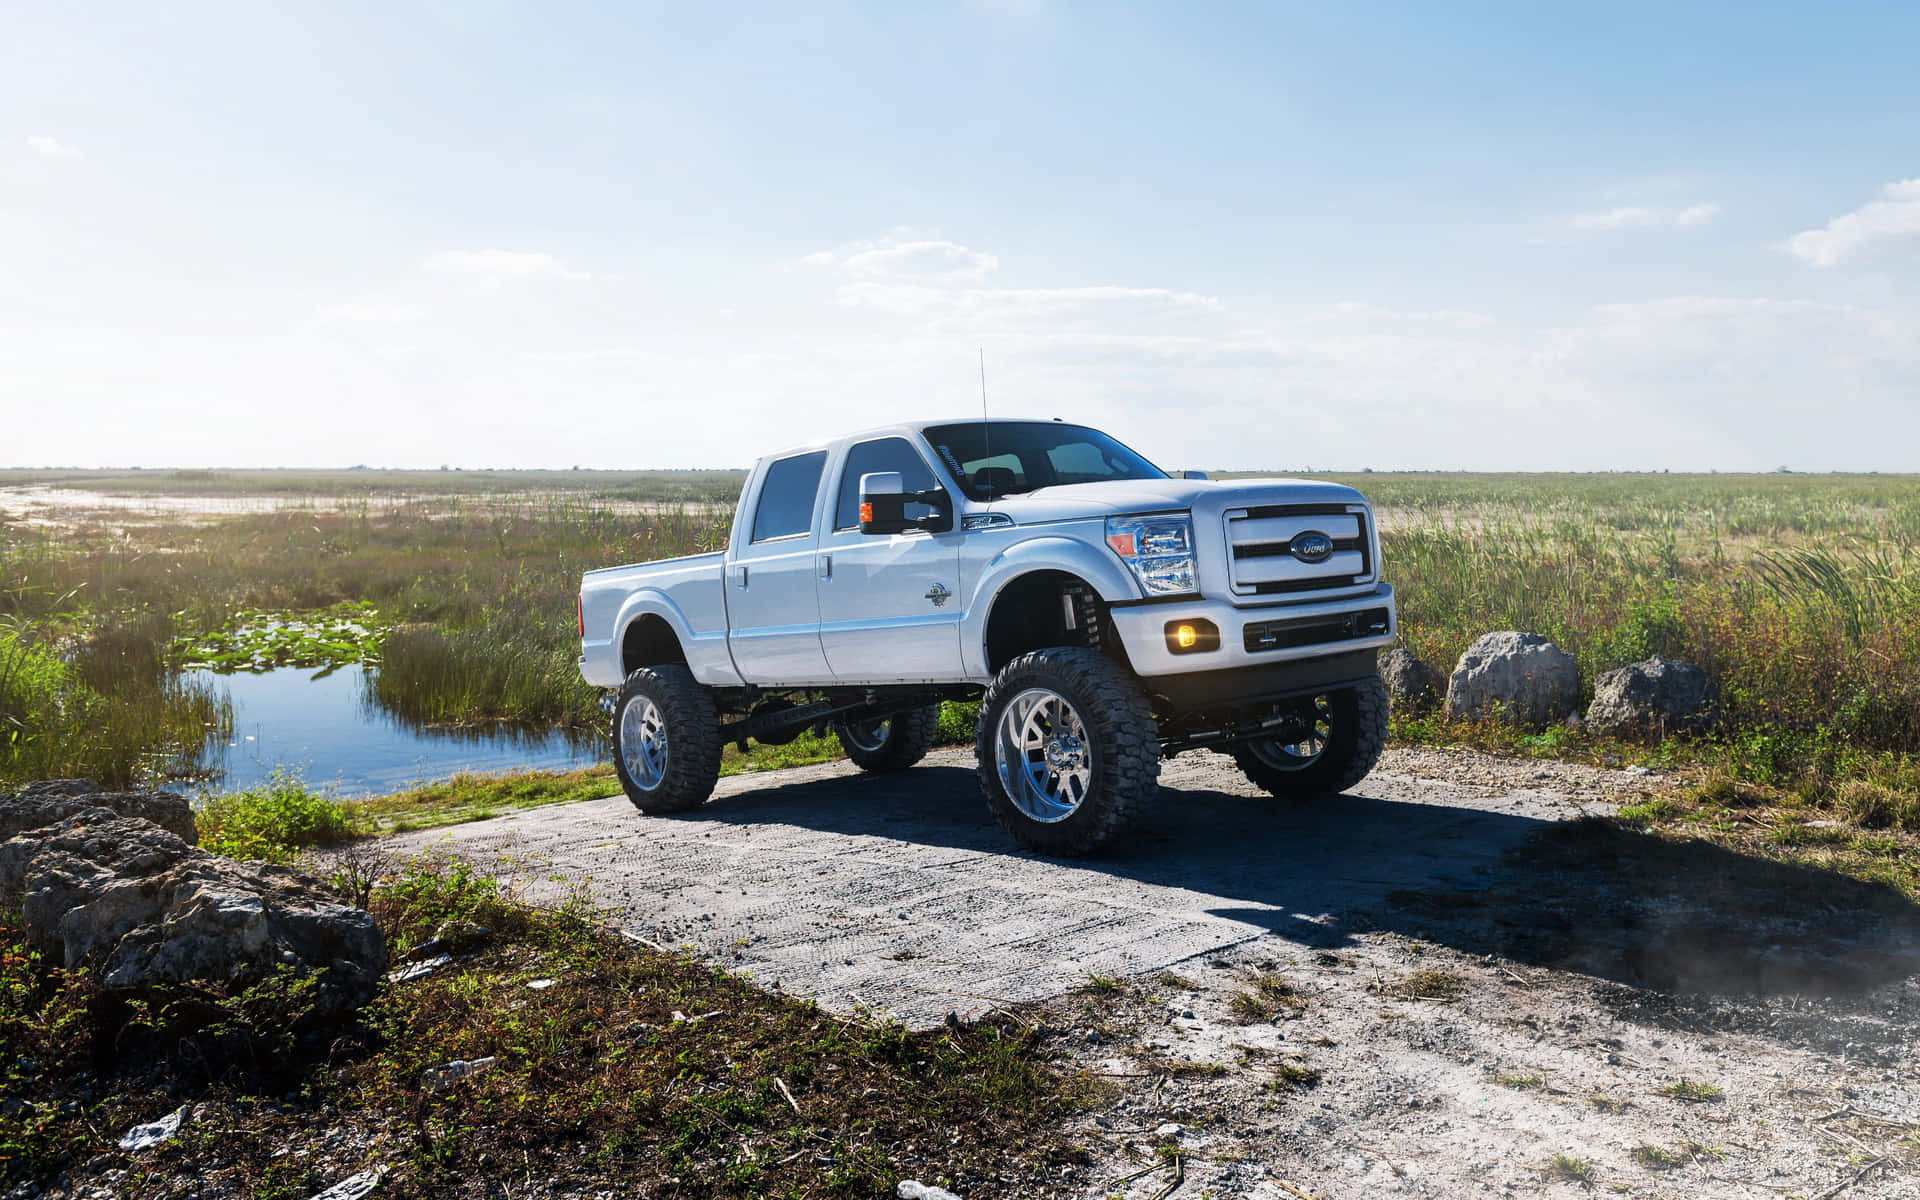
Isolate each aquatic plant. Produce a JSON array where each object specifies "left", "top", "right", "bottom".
[{"left": 170, "top": 601, "right": 388, "bottom": 674}]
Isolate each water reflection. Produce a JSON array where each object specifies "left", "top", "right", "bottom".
[{"left": 194, "top": 665, "right": 604, "bottom": 797}]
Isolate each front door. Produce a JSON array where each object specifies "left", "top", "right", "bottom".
[
  {"left": 817, "top": 436, "right": 965, "bottom": 682},
  {"left": 726, "top": 450, "right": 834, "bottom": 684}
]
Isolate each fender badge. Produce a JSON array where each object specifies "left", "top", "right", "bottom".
[{"left": 924, "top": 582, "right": 952, "bottom": 607}]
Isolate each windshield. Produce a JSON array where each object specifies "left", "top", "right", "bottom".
[{"left": 922, "top": 422, "right": 1167, "bottom": 500}]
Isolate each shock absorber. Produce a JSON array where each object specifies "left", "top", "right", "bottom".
[{"left": 1062, "top": 584, "right": 1102, "bottom": 650}]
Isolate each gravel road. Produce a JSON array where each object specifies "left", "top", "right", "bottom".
[
  {"left": 382, "top": 746, "right": 1920, "bottom": 1197},
  {"left": 380, "top": 746, "right": 1628, "bottom": 1027}
]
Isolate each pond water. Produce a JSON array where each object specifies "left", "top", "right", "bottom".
[{"left": 192, "top": 665, "right": 604, "bottom": 797}]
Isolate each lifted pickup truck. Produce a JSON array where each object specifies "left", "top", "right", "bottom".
[{"left": 579, "top": 419, "right": 1396, "bottom": 855}]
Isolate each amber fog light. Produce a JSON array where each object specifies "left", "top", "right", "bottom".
[{"left": 1164, "top": 618, "right": 1220, "bottom": 654}]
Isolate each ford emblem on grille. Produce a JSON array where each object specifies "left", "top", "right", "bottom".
[{"left": 1289, "top": 531, "right": 1335, "bottom": 564}]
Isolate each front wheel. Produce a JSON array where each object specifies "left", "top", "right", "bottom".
[
  {"left": 1230, "top": 674, "right": 1388, "bottom": 800},
  {"left": 612, "top": 664, "right": 722, "bottom": 813},
  {"left": 834, "top": 704, "right": 940, "bottom": 772},
  {"left": 975, "top": 647, "right": 1161, "bottom": 856}
]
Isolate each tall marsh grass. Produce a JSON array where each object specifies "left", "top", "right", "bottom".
[
  {"left": 10, "top": 469, "right": 1920, "bottom": 798},
  {"left": 0, "top": 617, "right": 231, "bottom": 788},
  {"left": 0, "top": 490, "right": 731, "bottom": 785},
  {"left": 1315, "top": 473, "right": 1920, "bottom": 800}
]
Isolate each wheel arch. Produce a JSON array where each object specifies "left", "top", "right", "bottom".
[
  {"left": 615, "top": 597, "right": 692, "bottom": 677},
  {"left": 962, "top": 537, "right": 1141, "bottom": 679}
]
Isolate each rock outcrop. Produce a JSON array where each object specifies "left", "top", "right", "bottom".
[
  {"left": 4, "top": 778, "right": 199, "bottom": 844},
  {"left": 1586, "top": 656, "right": 1719, "bottom": 736},
  {"left": 1379, "top": 648, "right": 1444, "bottom": 711},
  {"left": 0, "top": 784, "right": 384, "bottom": 1018},
  {"left": 1443, "top": 632, "right": 1580, "bottom": 727}
]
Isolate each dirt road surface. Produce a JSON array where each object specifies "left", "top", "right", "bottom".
[{"left": 383, "top": 747, "right": 1920, "bottom": 1198}]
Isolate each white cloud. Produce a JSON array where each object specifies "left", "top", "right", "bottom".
[
  {"left": 810, "top": 237, "right": 1000, "bottom": 284},
  {"left": 322, "top": 301, "right": 423, "bottom": 323},
  {"left": 836, "top": 282, "right": 1219, "bottom": 327},
  {"left": 1785, "top": 178, "right": 1920, "bottom": 267},
  {"left": 809, "top": 233, "right": 1215, "bottom": 334},
  {"left": 422, "top": 249, "right": 590, "bottom": 280},
  {"left": 1566, "top": 203, "right": 1719, "bottom": 232},
  {"left": 26, "top": 135, "right": 80, "bottom": 159}
]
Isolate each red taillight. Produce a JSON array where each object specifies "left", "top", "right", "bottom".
[{"left": 576, "top": 595, "right": 585, "bottom": 638}]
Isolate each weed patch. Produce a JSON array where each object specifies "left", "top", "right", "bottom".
[
  {"left": 1629, "top": 1142, "right": 1677, "bottom": 1169},
  {"left": 1545, "top": 1153, "right": 1596, "bottom": 1185},
  {"left": 1226, "top": 973, "right": 1304, "bottom": 1024},
  {"left": 1379, "top": 969, "right": 1466, "bottom": 1002},
  {"left": 0, "top": 856, "right": 1095, "bottom": 1197},
  {"left": 1658, "top": 1078, "right": 1724, "bottom": 1103},
  {"left": 197, "top": 770, "right": 366, "bottom": 862},
  {"left": 1267, "top": 1058, "right": 1323, "bottom": 1090}
]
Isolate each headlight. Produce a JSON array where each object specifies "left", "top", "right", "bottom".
[{"left": 1105, "top": 514, "right": 1197, "bottom": 596}]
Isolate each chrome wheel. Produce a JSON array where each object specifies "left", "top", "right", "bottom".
[
  {"left": 619, "top": 697, "right": 669, "bottom": 791},
  {"left": 1243, "top": 695, "right": 1332, "bottom": 772},
  {"left": 994, "top": 687, "right": 1093, "bottom": 823},
  {"left": 840, "top": 717, "right": 891, "bottom": 755}
]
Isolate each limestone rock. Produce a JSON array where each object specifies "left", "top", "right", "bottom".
[
  {"left": 1443, "top": 632, "right": 1580, "bottom": 727},
  {"left": 2, "top": 779, "right": 198, "bottom": 844},
  {"left": 3, "top": 811, "right": 384, "bottom": 1017},
  {"left": 1586, "top": 656, "right": 1718, "bottom": 736},
  {"left": 1379, "top": 648, "right": 1443, "bottom": 711}
]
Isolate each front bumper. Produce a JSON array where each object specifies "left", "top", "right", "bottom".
[{"left": 1107, "top": 583, "right": 1397, "bottom": 678}]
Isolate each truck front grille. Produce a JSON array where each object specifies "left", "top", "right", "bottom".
[
  {"left": 1244, "top": 607, "right": 1391, "bottom": 653},
  {"left": 1223, "top": 503, "right": 1373, "bottom": 597}
]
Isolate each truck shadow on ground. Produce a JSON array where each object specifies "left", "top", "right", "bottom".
[{"left": 690, "top": 764, "right": 1920, "bottom": 1012}]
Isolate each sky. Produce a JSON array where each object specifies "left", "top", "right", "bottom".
[{"left": 3, "top": 1, "right": 1919, "bottom": 472}]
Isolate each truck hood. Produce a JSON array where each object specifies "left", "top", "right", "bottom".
[{"left": 977, "top": 476, "right": 1370, "bottom": 525}]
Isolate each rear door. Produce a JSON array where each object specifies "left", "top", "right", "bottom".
[
  {"left": 725, "top": 450, "right": 834, "bottom": 684},
  {"left": 817, "top": 436, "right": 965, "bottom": 682}
]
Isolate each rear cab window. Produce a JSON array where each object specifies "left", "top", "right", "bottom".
[
  {"left": 750, "top": 451, "right": 828, "bottom": 542},
  {"left": 832, "top": 437, "right": 938, "bottom": 531}
]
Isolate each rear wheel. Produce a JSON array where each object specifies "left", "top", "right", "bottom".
[
  {"left": 834, "top": 704, "right": 940, "bottom": 771},
  {"left": 1229, "top": 674, "right": 1388, "bottom": 800},
  {"left": 612, "top": 664, "right": 722, "bottom": 813},
  {"left": 976, "top": 647, "right": 1160, "bottom": 856}
]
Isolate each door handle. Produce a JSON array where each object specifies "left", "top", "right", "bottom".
[
  {"left": 819, "top": 553, "right": 832, "bottom": 580},
  {"left": 735, "top": 565, "right": 749, "bottom": 589}
]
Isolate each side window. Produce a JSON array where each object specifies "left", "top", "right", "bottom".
[
  {"left": 833, "top": 438, "right": 937, "bottom": 531},
  {"left": 750, "top": 451, "right": 828, "bottom": 542}
]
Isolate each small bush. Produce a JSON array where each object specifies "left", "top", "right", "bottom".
[
  {"left": 198, "top": 770, "right": 364, "bottom": 862},
  {"left": 936, "top": 700, "right": 979, "bottom": 745}
]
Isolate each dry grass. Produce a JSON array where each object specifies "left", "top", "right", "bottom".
[
  {"left": 1378, "top": 968, "right": 1466, "bottom": 1002},
  {"left": 1225, "top": 973, "right": 1305, "bottom": 1024}
]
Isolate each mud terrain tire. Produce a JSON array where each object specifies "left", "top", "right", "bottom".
[
  {"left": 976, "top": 648, "right": 1160, "bottom": 856},
  {"left": 834, "top": 704, "right": 941, "bottom": 772},
  {"left": 1231, "top": 674, "right": 1388, "bottom": 800},
  {"left": 612, "top": 665, "right": 722, "bottom": 813}
]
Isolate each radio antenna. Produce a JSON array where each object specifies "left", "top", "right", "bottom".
[{"left": 978, "top": 348, "right": 993, "bottom": 501}]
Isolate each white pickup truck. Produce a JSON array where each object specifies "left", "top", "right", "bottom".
[{"left": 578, "top": 419, "right": 1396, "bottom": 855}]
